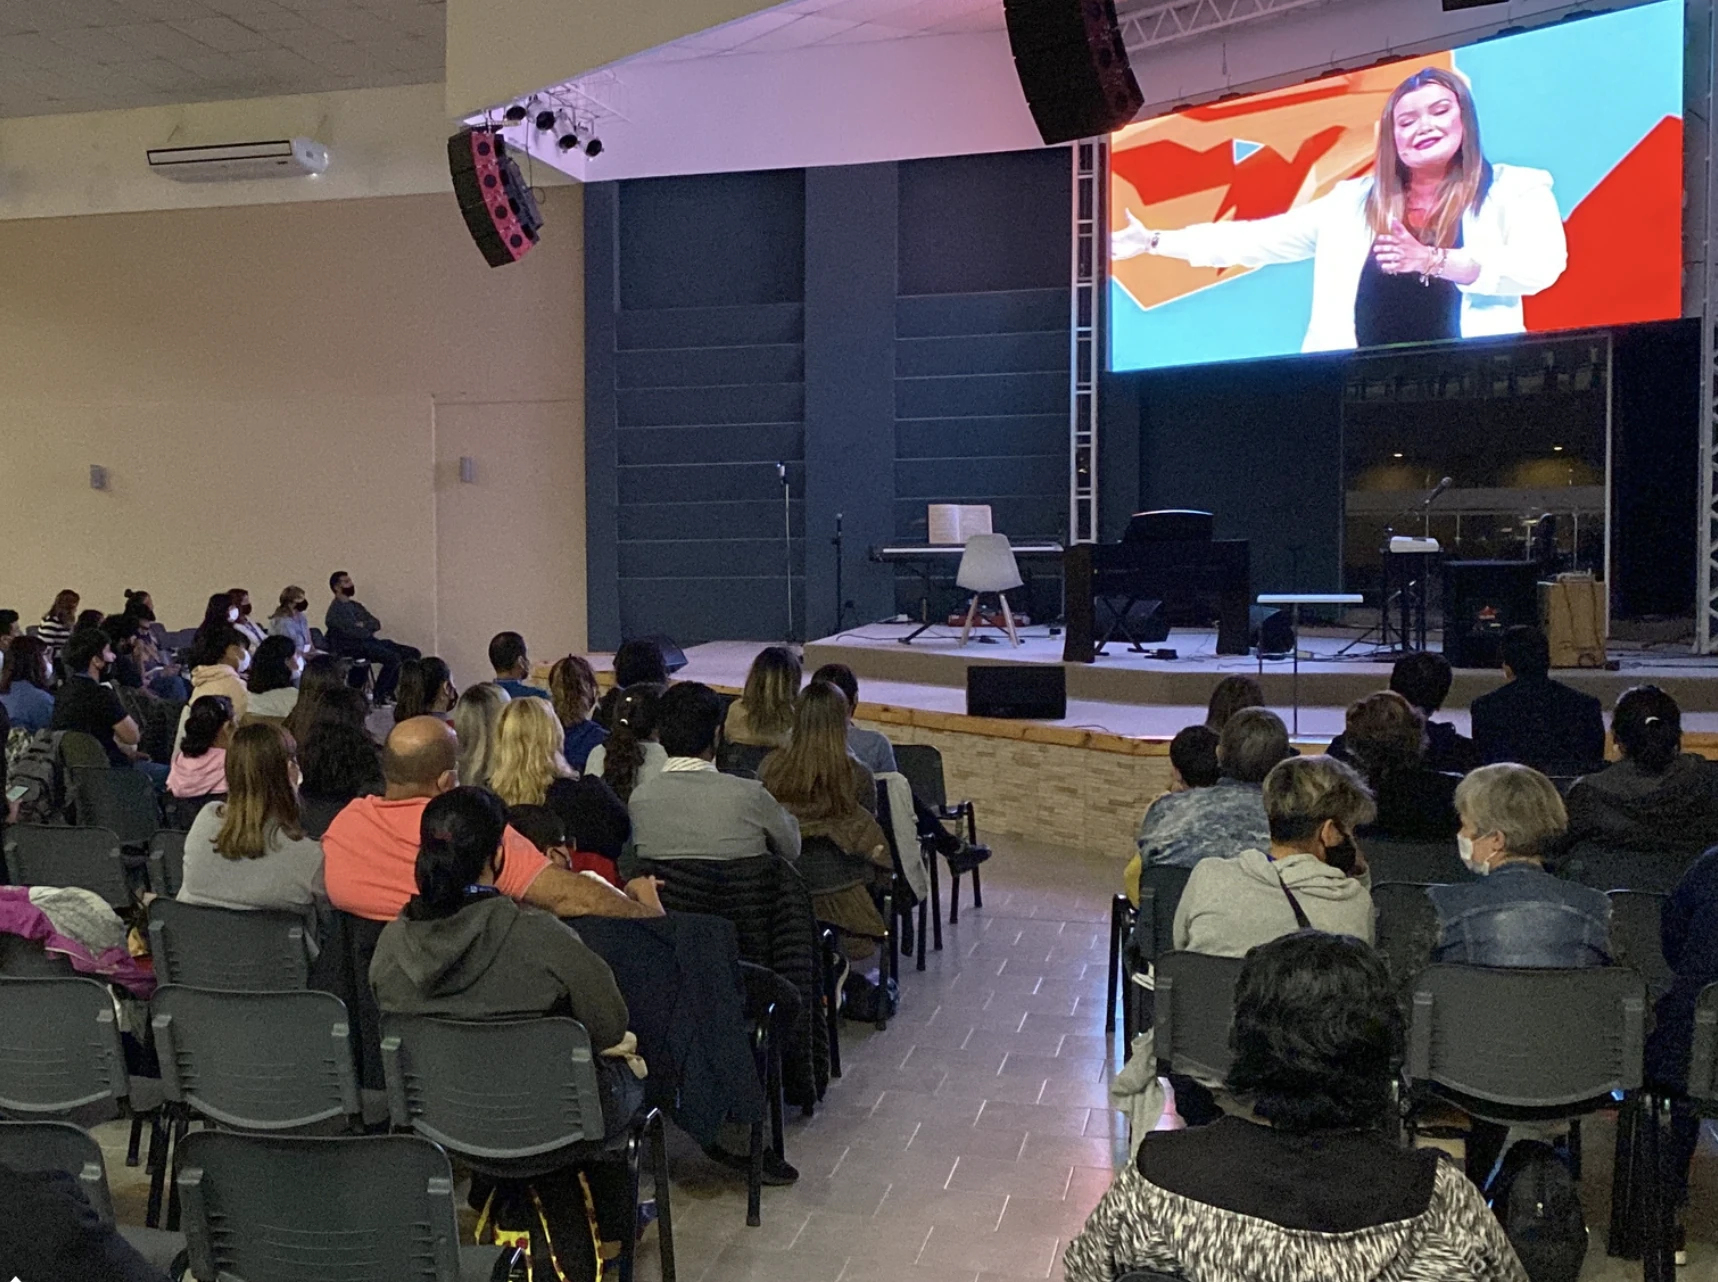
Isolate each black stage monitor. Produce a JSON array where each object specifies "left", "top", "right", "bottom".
[
  {"left": 966, "top": 664, "right": 1067, "bottom": 720},
  {"left": 1124, "top": 510, "right": 1213, "bottom": 544}
]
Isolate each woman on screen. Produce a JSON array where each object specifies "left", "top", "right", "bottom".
[{"left": 1112, "top": 67, "right": 1567, "bottom": 353}]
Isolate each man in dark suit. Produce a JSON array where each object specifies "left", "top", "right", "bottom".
[{"left": 1469, "top": 625, "right": 1606, "bottom": 777}]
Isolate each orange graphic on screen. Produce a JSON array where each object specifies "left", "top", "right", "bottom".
[{"left": 1110, "top": 56, "right": 1454, "bottom": 312}]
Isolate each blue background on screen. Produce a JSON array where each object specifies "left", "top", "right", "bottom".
[{"left": 1110, "top": 0, "right": 1684, "bottom": 371}]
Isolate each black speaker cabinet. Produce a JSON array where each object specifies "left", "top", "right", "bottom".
[
  {"left": 1248, "top": 605, "right": 1295, "bottom": 658},
  {"left": 1003, "top": 0, "right": 1144, "bottom": 145},
  {"left": 966, "top": 663, "right": 1068, "bottom": 720},
  {"left": 626, "top": 634, "right": 688, "bottom": 674},
  {"left": 447, "top": 128, "right": 542, "bottom": 267},
  {"left": 1442, "top": 560, "right": 1542, "bottom": 669}
]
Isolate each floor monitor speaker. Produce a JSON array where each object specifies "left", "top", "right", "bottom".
[
  {"left": 627, "top": 634, "right": 688, "bottom": 674},
  {"left": 966, "top": 664, "right": 1068, "bottom": 720},
  {"left": 1249, "top": 605, "right": 1295, "bottom": 658},
  {"left": 1003, "top": 0, "right": 1144, "bottom": 145}
]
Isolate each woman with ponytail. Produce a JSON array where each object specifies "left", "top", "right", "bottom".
[
  {"left": 368, "top": 786, "right": 641, "bottom": 1262},
  {"left": 168, "top": 695, "right": 235, "bottom": 800},
  {"left": 1562, "top": 685, "right": 1718, "bottom": 863},
  {"left": 583, "top": 683, "right": 666, "bottom": 804}
]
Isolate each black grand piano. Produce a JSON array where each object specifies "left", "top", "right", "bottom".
[{"left": 1063, "top": 510, "right": 1251, "bottom": 662}]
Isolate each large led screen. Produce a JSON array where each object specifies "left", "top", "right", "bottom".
[{"left": 1109, "top": 1, "right": 1684, "bottom": 371}]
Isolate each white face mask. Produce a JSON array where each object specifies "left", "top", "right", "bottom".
[
  {"left": 237, "top": 648, "right": 252, "bottom": 674},
  {"left": 1457, "top": 832, "right": 1490, "bottom": 876},
  {"left": 227, "top": 607, "right": 240, "bottom": 623}
]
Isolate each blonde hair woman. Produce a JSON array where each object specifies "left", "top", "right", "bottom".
[
  {"left": 488, "top": 697, "right": 575, "bottom": 807},
  {"left": 1114, "top": 65, "right": 1566, "bottom": 352},
  {"left": 452, "top": 682, "right": 510, "bottom": 789},
  {"left": 176, "top": 723, "right": 325, "bottom": 914},
  {"left": 725, "top": 645, "right": 802, "bottom": 749}
]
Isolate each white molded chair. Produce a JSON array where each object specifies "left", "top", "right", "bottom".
[{"left": 955, "top": 533, "right": 1024, "bottom": 647}]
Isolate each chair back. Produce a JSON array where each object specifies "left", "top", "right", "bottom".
[
  {"left": 0, "top": 976, "right": 133, "bottom": 1115},
  {"left": 1606, "top": 890, "right": 1672, "bottom": 998},
  {"left": 57, "top": 731, "right": 110, "bottom": 771},
  {"left": 1127, "top": 865, "right": 1192, "bottom": 968},
  {"left": 150, "top": 830, "right": 187, "bottom": 897},
  {"left": 1560, "top": 848, "right": 1696, "bottom": 895},
  {"left": 716, "top": 740, "right": 771, "bottom": 777},
  {"left": 147, "top": 899, "right": 309, "bottom": 991},
  {"left": 956, "top": 533, "right": 1024, "bottom": 592},
  {"left": 1370, "top": 882, "right": 1441, "bottom": 1000},
  {"left": 0, "top": 933, "right": 77, "bottom": 978},
  {"left": 1360, "top": 834, "right": 1472, "bottom": 886},
  {"left": 3, "top": 824, "right": 132, "bottom": 908},
  {"left": 0, "top": 1118, "right": 117, "bottom": 1225},
  {"left": 176, "top": 1131, "right": 472, "bottom": 1282},
  {"left": 1152, "top": 951, "right": 1244, "bottom": 1082},
  {"left": 381, "top": 1015, "right": 606, "bottom": 1171},
  {"left": 1407, "top": 964, "right": 1645, "bottom": 1109},
  {"left": 894, "top": 743, "right": 949, "bottom": 811},
  {"left": 153, "top": 986, "right": 360, "bottom": 1131},
  {"left": 69, "top": 766, "right": 160, "bottom": 848},
  {"left": 1689, "top": 982, "right": 1718, "bottom": 1105}
]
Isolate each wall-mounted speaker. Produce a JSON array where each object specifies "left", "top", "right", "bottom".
[
  {"left": 447, "top": 128, "right": 542, "bottom": 268},
  {"left": 1003, "top": 0, "right": 1144, "bottom": 145}
]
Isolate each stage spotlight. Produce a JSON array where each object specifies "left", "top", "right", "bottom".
[
  {"left": 556, "top": 132, "right": 580, "bottom": 152},
  {"left": 585, "top": 137, "right": 603, "bottom": 158},
  {"left": 534, "top": 109, "right": 557, "bottom": 131},
  {"left": 503, "top": 104, "right": 527, "bottom": 123}
]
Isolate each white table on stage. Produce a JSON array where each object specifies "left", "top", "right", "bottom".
[{"left": 1256, "top": 593, "right": 1364, "bottom": 735}]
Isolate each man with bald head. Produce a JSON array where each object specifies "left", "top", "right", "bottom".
[{"left": 323, "top": 716, "right": 663, "bottom": 922}]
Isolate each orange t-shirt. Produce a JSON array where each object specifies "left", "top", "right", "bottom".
[{"left": 322, "top": 794, "right": 550, "bottom": 922}]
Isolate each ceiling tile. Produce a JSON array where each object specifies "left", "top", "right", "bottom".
[
  {"left": 307, "top": 5, "right": 395, "bottom": 41},
  {"left": 46, "top": 23, "right": 153, "bottom": 59},
  {"left": 166, "top": 13, "right": 271, "bottom": 50},
  {"left": 113, "top": 0, "right": 219, "bottom": 23}
]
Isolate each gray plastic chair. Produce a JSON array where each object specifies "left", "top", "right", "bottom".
[
  {"left": 0, "top": 976, "right": 172, "bottom": 1224},
  {"left": 382, "top": 1013, "right": 675, "bottom": 1282},
  {"left": 0, "top": 1119, "right": 186, "bottom": 1269},
  {"left": 1151, "top": 951, "right": 1245, "bottom": 1083},
  {"left": 1360, "top": 834, "right": 1473, "bottom": 886},
  {"left": 147, "top": 898, "right": 310, "bottom": 991},
  {"left": 150, "top": 830, "right": 187, "bottom": 897},
  {"left": 1560, "top": 848, "right": 1695, "bottom": 895},
  {"left": 1607, "top": 890, "right": 1673, "bottom": 1000},
  {"left": 153, "top": 986, "right": 363, "bottom": 1132},
  {"left": 3, "top": 824, "right": 133, "bottom": 908},
  {"left": 1121, "top": 864, "right": 1193, "bottom": 1047},
  {"left": 895, "top": 743, "right": 982, "bottom": 924},
  {"left": 69, "top": 765, "right": 161, "bottom": 849},
  {"left": 175, "top": 1130, "right": 520, "bottom": 1282},
  {"left": 1370, "top": 882, "right": 1442, "bottom": 1002}
]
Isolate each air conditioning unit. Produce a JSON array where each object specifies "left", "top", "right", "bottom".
[{"left": 146, "top": 138, "right": 329, "bottom": 182}]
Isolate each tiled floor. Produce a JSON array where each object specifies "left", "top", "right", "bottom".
[{"left": 99, "top": 832, "right": 1718, "bottom": 1280}]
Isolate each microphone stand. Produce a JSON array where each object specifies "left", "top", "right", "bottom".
[
  {"left": 1339, "top": 479, "right": 1451, "bottom": 656},
  {"left": 831, "top": 512, "right": 850, "bottom": 636},
  {"left": 778, "top": 462, "right": 795, "bottom": 643}
]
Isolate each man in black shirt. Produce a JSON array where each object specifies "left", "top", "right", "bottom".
[
  {"left": 49, "top": 629, "right": 161, "bottom": 786},
  {"left": 1470, "top": 626, "right": 1606, "bottom": 777}
]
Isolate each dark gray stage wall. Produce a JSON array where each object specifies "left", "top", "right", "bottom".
[{"left": 584, "top": 147, "right": 1072, "bottom": 648}]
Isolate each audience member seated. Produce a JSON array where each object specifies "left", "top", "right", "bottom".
[
  {"left": 367, "top": 786, "right": 642, "bottom": 1261},
  {"left": 488, "top": 697, "right": 576, "bottom": 807},
  {"left": 243, "top": 636, "right": 301, "bottom": 724},
  {"left": 283, "top": 655, "right": 369, "bottom": 746},
  {"left": 1065, "top": 932, "right": 1526, "bottom": 1282},
  {"left": 393, "top": 656, "right": 457, "bottom": 723},
  {"left": 1123, "top": 724, "right": 1220, "bottom": 906},
  {"left": 191, "top": 591, "right": 245, "bottom": 655},
  {"left": 179, "top": 624, "right": 250, "bottom": 745},
  {"left": 229, "top": 587, "right": 267, "bottom": 650},
  {"left": 296, "top": 719, "right": 384, "bottom": 838},
  {"left": 1204, "top": 674, "right": 1264, "bottom": 733},
  {"left": 630, "top": 683, "right": 801, "bottom": 864},
  {"left": 1562, "top": 684, "right": 1718, "bottom": 862},
  {"left": 452, "top": 681, "right": 509, "bottom": 789},
  {"left": 168, "top": 695, "right": 233, "bottom": 800},
  {"left": 323, "top": 570, "right": 420, "bottom": 703},
  {"left": 178, "top": 722, "right": 325, "bottom": 919},
  {"left": 1342, "top": 691, "right": 1460, "bottom": 840},
  {"left": 761, "top": 681, "right": 892, "bottom": 949},
  {"left": 585, "top": 684, "right": 666, "bottom": 804},
  {"left": 323, "top": 716, "right": 660, "bottom": 921},
  {"left": 595, "top": 638, "right": 669, "bottom": 729},
  {"left": 810, "top": 662, "right": 896, "bottom": 775},
  {"left": 489, "top": 630, "right": 550, "bottom": 701},
  {"left": 1174, "top": 754, "right": 1376, "bottom": 955},
  {"left": 1333, "top": 651, "right": 1480, "bottom": 775},
  {"left": 0, "top": 634, "right": 54, "bottom": 731},
  {"left": 0, "top": 608, "right": 20, "bottom": 651},
  {"left": 509, "top": 800, "right": 625, "bottom": 887},
  {"left": 0, "top": 1160, "right": 174, "bottom": 1282},
  {"left": 1470, "top": 625, "right": 1606, "bottom": 776},
  {"left": 1136, "top": 709, "right": 1291, "bottom": 870},
  {"left": 51, "top": 628, "right": 153, "bottom": 776},
  {"left": 119, "top": 589, "right": 187, "bottom": 701},
  {"left": 543, "top": 773, "right": 632, "bottom": 886},
  {"left": 1430, "top": 763, "right": 1610, "bottom": 969},
  {"left": 74, "top": 608, "right": 105, "bottom": 636},
  {"left": 724, "top": 645, "right": 800, "bottom": 751},
  {"left": 268, "top": 584, "right": 316, "bottom": 654},
  {"left": 549, "top": 655, "right": 608, "bottom": 771},
  {"left": 35, "top": 588, "right": 79, "bottom": 657}
]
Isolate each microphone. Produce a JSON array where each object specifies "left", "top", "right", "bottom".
[{"left": 1422, "top": 476, "right": 1453, "bottom": 507}]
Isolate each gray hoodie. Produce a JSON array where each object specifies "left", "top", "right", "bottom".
[
  {"left": 369, "top": 893, "right": 629, "bottom": 1051},
  {"left": 1173, "top": 848, "right": 1374, "bottom": 956}
]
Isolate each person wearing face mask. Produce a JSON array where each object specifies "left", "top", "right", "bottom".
[
  {"left": 243, "top": 636, "right": 303, "bottom": 724},
  {"left": 176, "top": 624, "right": 250, "bottom": 750},
  {"left": 228, "top": 588, "right": 268, "bottom": 650},
  {"left": 269, "top": 585, "right": 318, "bottom": 655},
  {"left": 324, "top": 570, "right": 420, "bottom": 704},
  {"left": 50, "top": 628, "right": 156, "bottom": 780}
]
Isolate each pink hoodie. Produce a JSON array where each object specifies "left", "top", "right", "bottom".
[{"left": 168, "top": 746, "right": 228, "bottom": 798}]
